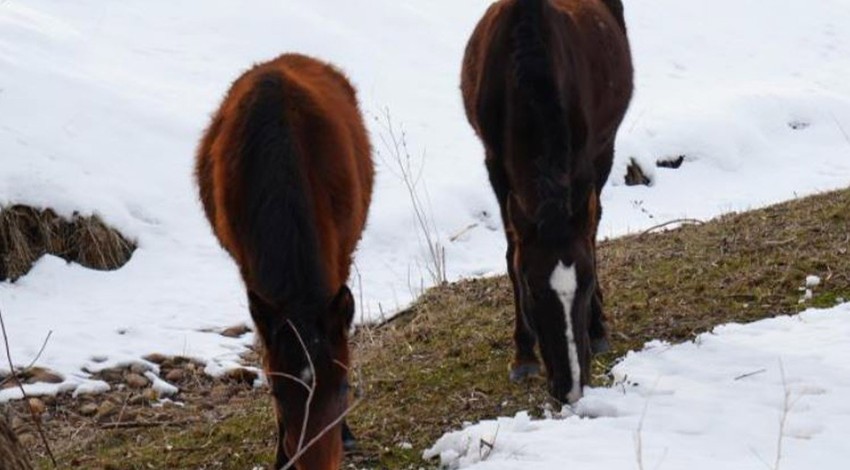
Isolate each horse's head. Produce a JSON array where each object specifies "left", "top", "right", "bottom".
[
  {"left": 507, "top": 187, "right": 599, "bottom": 404},
  {"left": 249, "top": 286, "right": 355, "bottom": 470}
]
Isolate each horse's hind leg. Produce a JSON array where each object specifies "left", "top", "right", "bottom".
[{"left": 486, "top": 157, "right": 541, "bottom": 381}]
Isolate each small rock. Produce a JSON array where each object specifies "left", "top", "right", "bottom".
[
  {"left": 165, "top": 369, "right": 185, "bottom": 383},
  {"left": 96, "top": 401, "right": 118, "bottom": 419},
  {"left": 28, "top": 398, "right": 46, "bottom": 415},
  {"left": 125, "top": 373, "right": 149, "bottom": 389},
  {"left": 128, "top": 394, "right": 148, "bottom": 406},
  {"left": 26, "top": 367, "right": 63, "bottom": 384},
  {"left": 225, "top": 368, "right": 258, "bottom": 386},
  {"left": 129, "top": 363, "right": 152, "bottom": 375},
  {"left": 98, "top": 368, "right": 124, "bottom": 383},
  {"left": 143, "top": 388, "right": 159, "bottom": 402},
  {"left": 79, "top": 403, "right": 98, "bottom": 417},
  {"left": 221, "top": 324, "right": 251, "bottom": 338},
  {"left": 144, "top": 353, "right": 168, "bottom": 364}
]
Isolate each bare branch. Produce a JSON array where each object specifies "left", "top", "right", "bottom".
[
  {"left": 0, "top": 330, "right": 52, "bottom": 389},
  {"left": 375, "top": 108, "right": 446, "bottom": 285}
]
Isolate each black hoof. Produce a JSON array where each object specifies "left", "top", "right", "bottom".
[
  {"left": 342, "top": 421, "right": 357, "bottom": 453},
  {"left": 591, "top": 337, "right": 611, "bottom": 354},
  {"left": 509, "top": 363, "right": 541, "bottom": 382}
]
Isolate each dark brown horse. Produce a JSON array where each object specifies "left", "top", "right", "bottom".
[
  {"left": 461, "top": 0, "right": 632, "bottom": 404},
  {"left": 196, "top": 53, "right": 373, "bottom": 469}
]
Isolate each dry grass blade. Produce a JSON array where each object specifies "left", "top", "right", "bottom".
[{"left": 0, "top": 205, "right": 135, "bottom": 282}]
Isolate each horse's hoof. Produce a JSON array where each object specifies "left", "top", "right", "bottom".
[
  {"left": 343, "top": 436, "right": 357, "bottom": 453},
  {"left": 342, "top": 422, "right": 357, "bottom": 453},
  {"left": 591, "top": 337, "right": 611, "bottom": 354},
  {"left": 510, "top": 363, "right": 541, "bottom": 382}
]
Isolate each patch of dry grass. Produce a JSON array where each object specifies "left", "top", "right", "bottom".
[{"left": 0, "top": 205, "right": 135, "bottom": 281}]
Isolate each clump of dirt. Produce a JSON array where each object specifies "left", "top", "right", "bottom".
[
  {"left": 624, "top": 158, "right": 651, "bottom": 186},
  {"left": 0, "top": 205, "right": 135, "bottom": 282}
]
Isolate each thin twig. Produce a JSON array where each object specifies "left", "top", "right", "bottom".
[
  {"left": 271, "top": 323, "right": 366, "bottom": 470},
  {"left": 774, "top": 361, "right": 791, "bottom": 470},
  {"left": 376, "top": 108, "right": 446, "bottom": 285},
  {"left": 0, "top": 306, "right": 57, "bottom": 467},
  {"left": 99, "top": 420, "right": 196, "bottom": 430},
  {"left": 734, "top": 369, "right": 767, "bottom": 381},
  {"left": 449, "top": 223, "right": 479, "bottom": 243},
  {"left": 831, "top": 112, "right": 850, "bottom": 147},
  {"left": 0, "top": 330, "right": 52, "bottom": 389},
  {"left": 479, "top": 425, "right": 500, "bottom": 461},
  {"left": 639, "top": 218, "right": 704, "bottom": 237},
  {"left": 280, "top": 398, "right": 363, "bottom": 470},
  {"left": 283, "top": 318, "right": 317, "bottom": 455}
]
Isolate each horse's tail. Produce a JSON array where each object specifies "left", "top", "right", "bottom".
[{"left": 237, "top": 73, "right": 326, "bottom": 306}]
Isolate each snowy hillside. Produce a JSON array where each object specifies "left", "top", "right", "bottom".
[
  {"left": 1, "top": 0, "right": 850, "bottom": 399},
  {"left": 425, "top": 304, "right": 850, "bottom": 470}
]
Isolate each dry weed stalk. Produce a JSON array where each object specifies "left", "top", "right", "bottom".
[
  {"left": 0, "top": 305, "right": 57, "bottom": 467},
  {"left": 374, "top": 108, "right": 447, "bottom": 286}
]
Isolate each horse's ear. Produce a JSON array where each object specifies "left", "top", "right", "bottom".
[
  {"left": 507, "top": 192, "right": 534, "bottom": 237},
  {"left": 327, "top": 285, "right": 355, "bottom": 336}
]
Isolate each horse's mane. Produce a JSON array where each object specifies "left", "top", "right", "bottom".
[
  {"left": 237, "top": 72, "right": 330, "bottom": 307},
  {"left": 513, "top": 0, "right": 576, "bottom": 241}
]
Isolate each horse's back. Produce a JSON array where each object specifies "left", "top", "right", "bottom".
[
  {"left": 196, "top": 53, "right": 373, "bottom": 296},
  {"left": 462, "top": 0, "right": 632, "bottom": 142}
]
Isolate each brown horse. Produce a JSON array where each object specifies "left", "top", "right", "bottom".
[
  {"left": 461, "top": 0, "right": 632, "bottom": 404},
  {"left": 196, "top": 53, "right": 373, "bottom": 469}
]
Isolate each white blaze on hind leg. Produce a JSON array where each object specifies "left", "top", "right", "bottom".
[{"left": 549, "top": 261, "right": 582, "bottom": 404}]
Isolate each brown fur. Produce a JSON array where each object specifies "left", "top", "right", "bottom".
[
  {"left": 461, "top": 0, "right": 632, "bottom": 402},
  {"left": 196, "top": 53, "right": 372, "bottom": 470}
]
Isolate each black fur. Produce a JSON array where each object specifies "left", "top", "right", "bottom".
[
  {"left": 513, "top": 0, "right": 574, "bottom": 241},
  {"left": 236, "top": 73, "right": 329, "bottom": 308},
  {"left": 602, "top": 0, "right": 627, "bottom": 31}
]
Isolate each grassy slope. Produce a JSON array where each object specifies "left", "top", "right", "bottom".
[{"left": 36, "top": 187, "right": 850, "bottom": 469}]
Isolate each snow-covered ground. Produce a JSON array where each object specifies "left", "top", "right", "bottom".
[
  {"left": 1, "top": 0, "right": 849, "bottom": 399},
  {"left": 425, "top": 303, "right": 850, "bottom": 469}
]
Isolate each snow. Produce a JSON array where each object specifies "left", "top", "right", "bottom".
[
  {"left": 144, "top": 371, "right": 179, "bottom": 398},
  {"left": 806, "top": 275, "right": 822, "bottom": 288},
  {"left": 426, "top": 303, "right": 850, "bottom": 469},
  {"left": 1, "top": 0, "right": 850, "bottom": 399}
]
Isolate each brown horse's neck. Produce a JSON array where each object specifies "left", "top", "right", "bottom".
[{"left": 235, "top": 73, "right": 330, "bottom": 307}]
